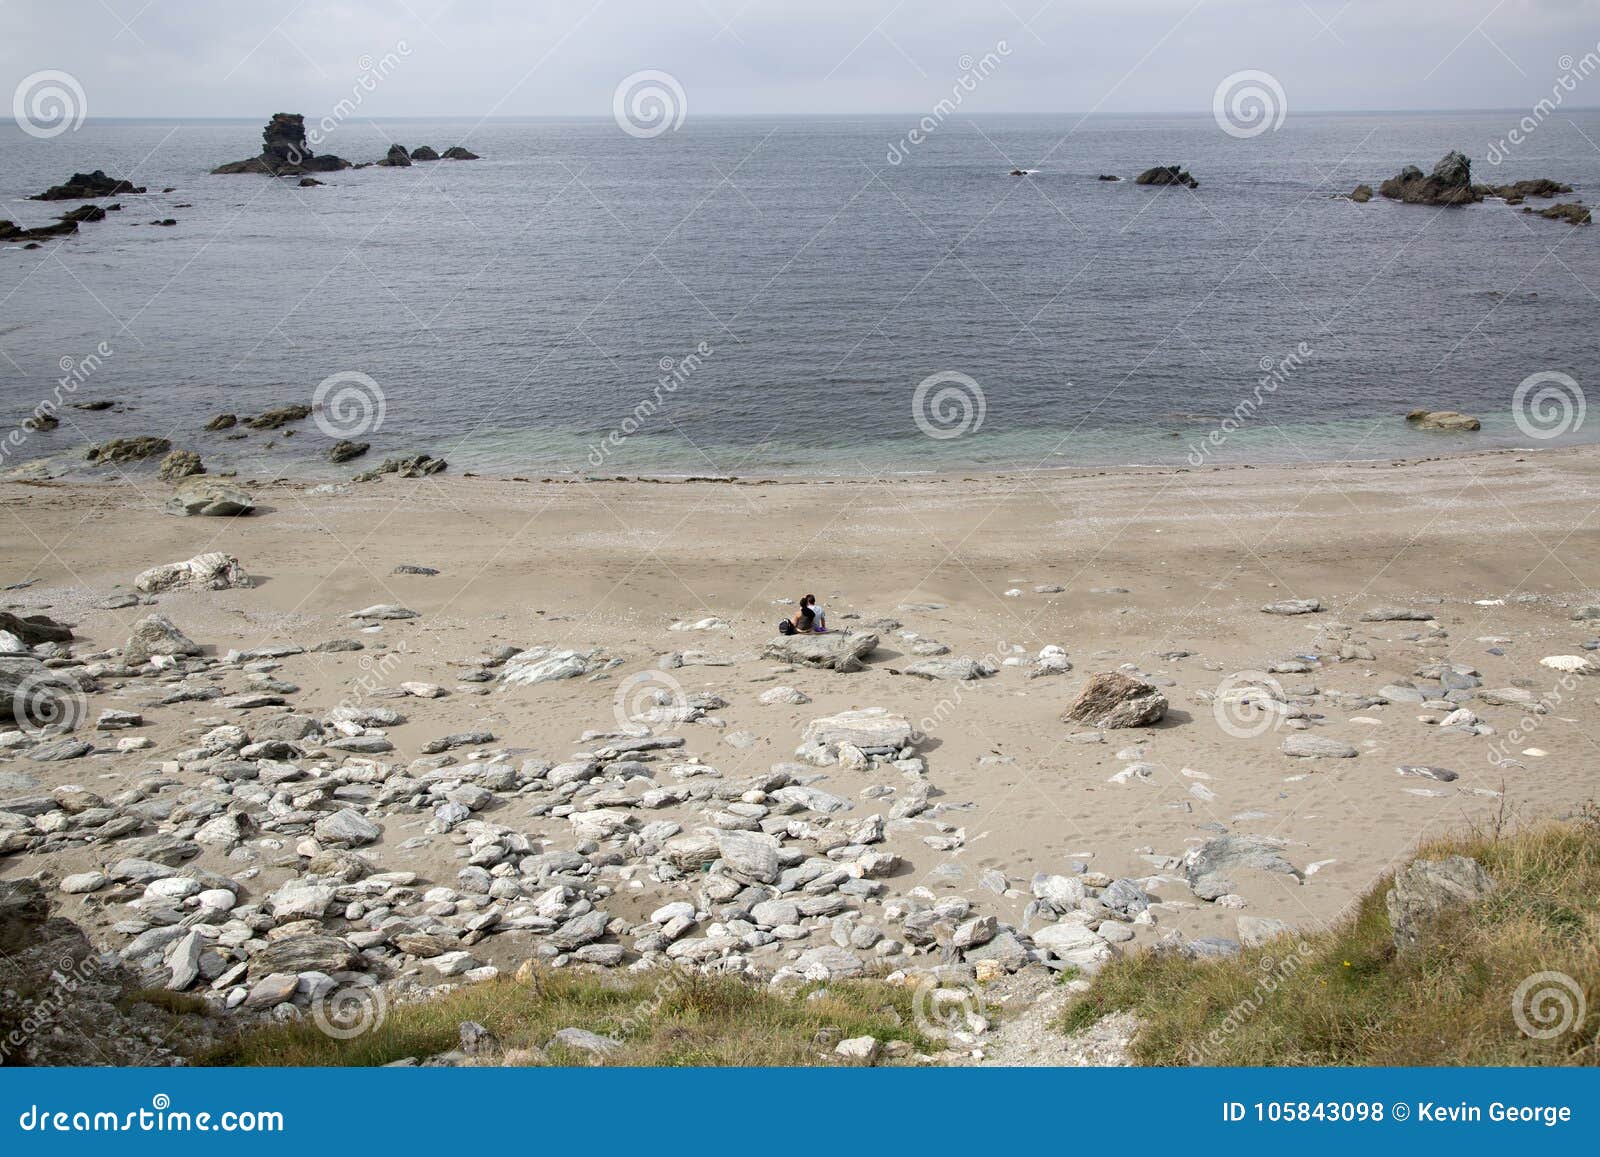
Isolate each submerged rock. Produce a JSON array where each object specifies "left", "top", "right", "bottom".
[
  {"left": 1406, "top": 409, "right": 1481, "bottom": 431},
  {"left": 1135, "top": 165, "right": 1199, "bottom": 189}
]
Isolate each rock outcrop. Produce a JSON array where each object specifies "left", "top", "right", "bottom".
[
  {"left": 166, "top": 477, "right": 255, "bottom": 517},
  {"left": 761, "top": 631, "right": 879, "bottom": 673},
  {"left": 1379, "top": 151, "right": 1479, "bottom": 206},
  {"left": 1135, "top": 165, "right": 1199, "bottom": 189},
  {"left": 377, "top": 144, "right": 413, "bottom": 167},
  {"left": 30, "top": 170, "right": 145, "bottom": 200},
  {"left": 1524, "top": 202, "right": 1590, "bottom": 225},
  {"left": 86, "top": 436, "right": 171, "bottom": 465},
  {"left": 212, "top": 114, "right": 352, "bottom": 176},
  {"left": 1385, "top": 855, "right": 1494, "bottom": 950}
]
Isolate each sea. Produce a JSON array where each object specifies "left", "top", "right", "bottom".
[{"left": 2, "top": 110, "right": 1597, "bottom": 479}]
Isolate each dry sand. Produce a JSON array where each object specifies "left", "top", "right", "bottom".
[{"left": 6, "top": 443, "right": 1600, "bottom": 965}]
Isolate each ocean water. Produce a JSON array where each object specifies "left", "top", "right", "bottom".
[{"left": 1, "top": 111, "right": 1597, "bottom": 479}]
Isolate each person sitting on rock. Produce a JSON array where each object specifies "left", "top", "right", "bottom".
[{"left": 791, "top": 594, "right": 827, "bottom": 633}]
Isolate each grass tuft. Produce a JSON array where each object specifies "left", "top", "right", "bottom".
[
  {"left": 208, "top": 968, "right": 933, "bottom": 1067},
  {"left": 1059, "top": 817, "right": 1600, "bottom": 1065}
]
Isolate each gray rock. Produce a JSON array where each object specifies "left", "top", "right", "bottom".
[
  {"left": 1385, "top": 855, "right": 1494, "bottom": 950},
  {"left": 800, "top": 707, "right": 911, "bottom": 753},
  {"left": 166, "top": 477, "right": 255, "bottom": 517},
  {"left": 761, "top": 632, "right": 878, "bottom": 673},
  {"left": 1396, "top": 765, "right": 1459, "bottom": 782},
  {"left": 794, "top": 945, "right": 864, "bottom": 978},
  {"left": 1183, "top": 834, "right": 1303, "bottom": 899},
  {"left": 548, "top": 1027, "right": 621, "bottom": 1056},
  {"left": 1359, "top": 606, "right": 1434, "bottom": 622},
  {"left": 1281, "top": 734, "right": 1357, "bottom": 759},
  {"left": 347, "top": 604, "right": 418, "bottom": 621},
  {"left": 904, "top": 657, "right": 996, "bottom": 681},
  {"left": 247, "top": 935, "right": 358, "bottom": 977},
  {"left": 124, "top": 614, "right": 201, "bottom": 664},
  {"left": 715, "top": 828, "right": 781, "bottom": 884},
  {"left": 27, "top": 737, "right": 93, "bottom": 762},
  {"left": 314, "top": 808, "right": 382, "bottom": 847},
  {"left": 1261, "top": 599, "right": 1322, "bottom": 615},
  {"left": 1063, "top": 672, "right": 1168, "bottom": 729}
]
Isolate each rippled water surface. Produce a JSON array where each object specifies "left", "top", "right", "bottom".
[{"left": 2, "top": 111, "right": 1597, "bottom": 477}]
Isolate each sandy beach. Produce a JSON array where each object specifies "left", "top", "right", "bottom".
[{"left": 6, "top": 442, "right": 1600, "bottom": 983}]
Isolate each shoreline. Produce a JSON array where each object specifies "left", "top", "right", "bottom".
[{"left": 5, "top": 437, "right": 1583, "bottom": 491}]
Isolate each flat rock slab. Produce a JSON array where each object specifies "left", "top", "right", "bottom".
[
  {"left": 801, "top": 707, "right": 911, "bottom": 753},
  {"left": 1282, "top": 734, "right": 1358, "bottom": 758},
  {"left": 1359, "top": 606, "right": 1435, "bottom": 622},
  {"left": 761, "top": 632, "right": 878, "bottom": 672},
  {"left": 1261, "top": 599, "right": 1322, "bottom": 615}
]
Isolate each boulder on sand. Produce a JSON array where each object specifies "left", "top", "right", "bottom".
[
  {"left": 1063, "top": 671, "right": 1168, "bottom": 729},
  {"left": 801, "top": 707, "right": 912, "bottom": 753},
  {"left": 134, "top": 552, "right": 250, "bottom": 594},
  {"left": 165, "top": 477, "right": 255, "bottom": 517},
  {"left": 124, "top": 614, "right": 202, "bottom": 664},
  {"left": 0, "top": 611, "right": 73, "bottom": 646},
  {"left": 762, "top": 631, "right": 878, "bottom": 673}
]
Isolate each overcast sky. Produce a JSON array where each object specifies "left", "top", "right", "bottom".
[{"left": 7, "top": 0, "right": 1600, "bottom": 119}]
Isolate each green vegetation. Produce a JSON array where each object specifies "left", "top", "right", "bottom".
[
  {"left": 210, "top": 967, "right": 934, "bottom": 1067},
  {"left": 1060, "top": 817, "right": 1600, "bottom": 1065}
]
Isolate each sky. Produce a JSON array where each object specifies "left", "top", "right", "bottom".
[{"left": 5, "top": 0, "right": 1600, "bottom": 119}]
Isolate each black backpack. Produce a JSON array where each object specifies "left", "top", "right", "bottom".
[{"left": 777, "top": 619, "right": 797, "bottom": 635}]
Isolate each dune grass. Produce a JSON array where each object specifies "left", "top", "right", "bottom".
[
  {"left": 209, "top": 967, "right": 934, "bottom": 1067},
  {"left": 1059, "top": 815, "right": 1600, "bottom": 1065}
]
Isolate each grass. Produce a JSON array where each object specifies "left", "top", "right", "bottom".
[
  {"left": 209, "top": 967, "right": 936, "bottom": 1067},
  {"left": 1059, "top": 815, "right": 1600, "bottom": 1065}
]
